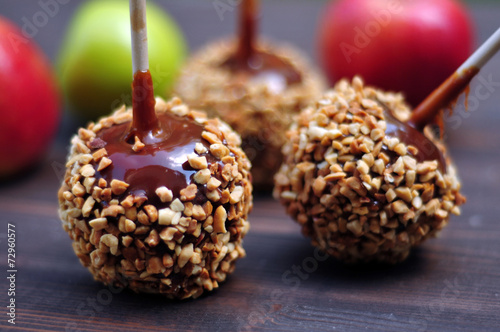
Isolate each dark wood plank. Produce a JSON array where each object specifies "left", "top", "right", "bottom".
[{"left": 1, "top": 1, "right": 500, "bottom": 331}]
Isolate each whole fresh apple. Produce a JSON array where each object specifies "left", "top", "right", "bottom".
[
  {"left": 57, "top": 0, "right": 187, "bottom": 120},
  {"left": 0, "top": 18, "right": 60, "bottom": 178},
  {"left": 318, "top": 0, "right": 475, "bottom": 106}
]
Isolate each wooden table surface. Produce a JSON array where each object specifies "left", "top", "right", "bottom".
[{"left": 1, "top": 1, "right": 499, "bottom": 331}]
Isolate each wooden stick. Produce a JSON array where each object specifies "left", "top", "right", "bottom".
[
  {"left": 130, "top": 0, "right": 149, "bottom": 75},
  {"left": 457, "top": 28, "right": 500, "bottom": 73},
  {"left": 129, "top": 0, "right": 158, "bottom": 139},
  {"left": 410, "top": 27, "right": 500, "bottom": 130},
  {"left": 237, "top": 0, "right": 258, "bottom": 65}
]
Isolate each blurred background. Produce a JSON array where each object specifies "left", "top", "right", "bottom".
[{"left": 1, "top": 0, "right": 500, "bottom": 167}]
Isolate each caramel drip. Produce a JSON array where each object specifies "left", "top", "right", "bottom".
[
  {"left": 410, "top": 67, "right": 479, "bottom": 130},
  {"left": 237, "top": 0, "right": 257, "bottom": 65},
  {"left": 128, "top": 70, "right": 159, "bottom": 143}
]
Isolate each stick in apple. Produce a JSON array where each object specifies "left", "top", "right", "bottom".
[
  {"left": 410, "top": 27, "right": 500, "bottom": 130},
  {"left": 236, "top": 0, "right": 258, "bottom": 66},
  {"left": 129, "top": 0, "right": 158, "bottom": 139},
  {"left": 221, "top": 0, "right": 301, "bottom": 88}
]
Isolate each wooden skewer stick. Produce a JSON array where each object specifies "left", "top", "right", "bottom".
[
  {"left": 410, "top": 27, "right": 500, "bottom": 130},
  {"left": 130, "top": 0, "right": 149, "bottom": 75},
  {"left": 129, "top": 0, "right": 158, "bottom": 138},
  {"left": 237, "top": 0, "right": 258, "bottom": 65}
]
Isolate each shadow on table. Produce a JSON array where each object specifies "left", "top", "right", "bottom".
[{"left": 272, "top": 237, "right": 438, "bottom": 286}]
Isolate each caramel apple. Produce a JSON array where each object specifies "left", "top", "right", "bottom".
[
  {"left": 58, "top": 0, "right": 252, "bottom": 299},
  {"left": 274, "top": 77, "right": 465, "bottom": 263},
  {"left": 175, "top": 0, "right": 325, "bottom": 190}
]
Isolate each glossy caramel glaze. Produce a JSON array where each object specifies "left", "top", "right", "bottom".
[
  {"left": 385, "top": 110, "right": 446, "bottom": 172},
  {"left": 94, "top": 112, "right": 221, "bottom": 208},
  {"left": 221, "top": 51, "right": 302, "bottom": 89},
  {"left": 376, "top": 99, "right": 446, "bottom": 173}
]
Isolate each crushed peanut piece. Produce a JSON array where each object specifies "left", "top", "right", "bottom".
[
  {"left": 155, "top": 186, "right": 173, "bottom": 203},
  {"left": 132, "top": 136, "right": 145, "bottom": 152},
  {"left": 180, "top": 184, "right": 198, "bottom": 201},
  {"left": 188, "top": 155, "right": 208, "bottom": 169},
  {"left": 213, "top": 206, "right": 227, "bottom": 233},
  {"left": 98, "top": 157, "right": 112, "bottom": 171},
  {"left": 110, "top": 179, "right": 129, "bottom": 195}
]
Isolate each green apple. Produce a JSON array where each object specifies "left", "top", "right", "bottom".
[{"left": 58, "top": 0, "right": 187, "bottom": 120}]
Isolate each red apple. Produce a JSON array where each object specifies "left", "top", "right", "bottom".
[
  {"left": 0, "top": 17, "right": 60, "bottom": 177},
  {"left": 318, "top": 0, "right": 475, "bottom": 106}
]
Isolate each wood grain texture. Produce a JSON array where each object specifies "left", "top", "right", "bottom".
[{"left": 1, "top": 1, "right": 499, "bottom": 331}]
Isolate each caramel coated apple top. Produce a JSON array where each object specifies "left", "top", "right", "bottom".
[
  {"left": 72, "top": 97, "right": 250, "bottom": 212},
  {"left": 218, "top": 0, "right": 302, "bottom": 93},
  {"left": 293, "top": 77, "right": 447, "bottom": 173}
]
